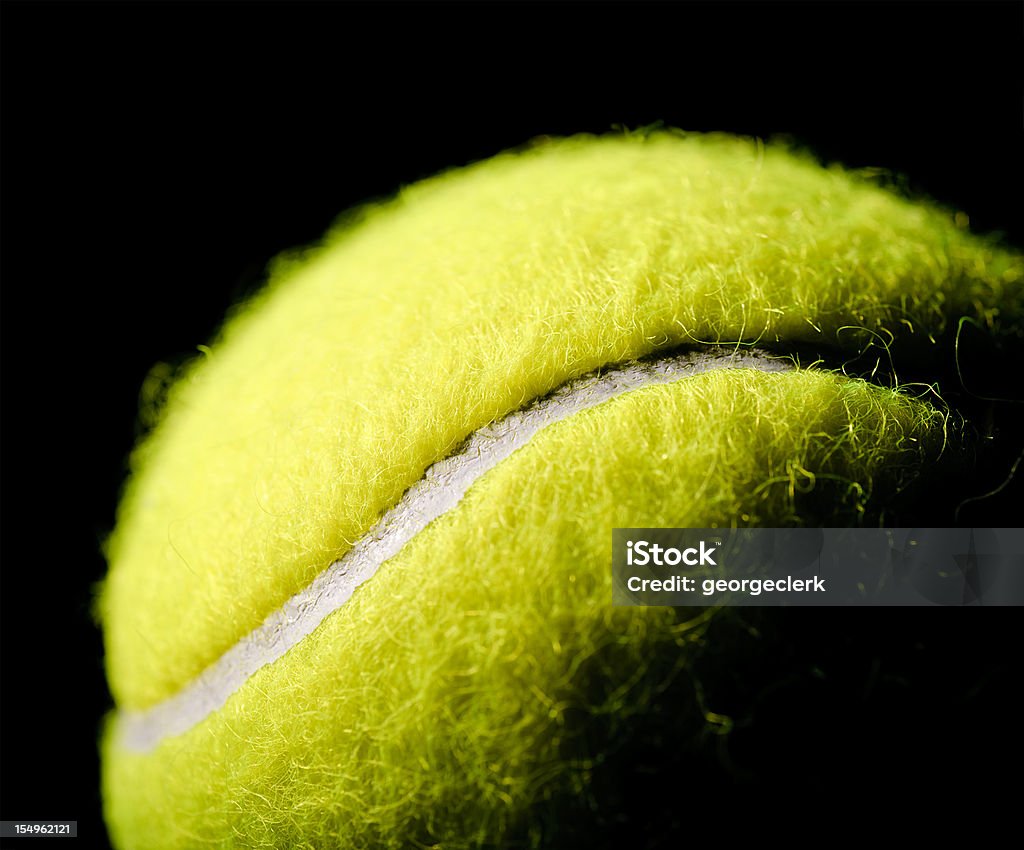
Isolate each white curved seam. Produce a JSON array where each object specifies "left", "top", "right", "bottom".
[{"left": 117, "top": 348, "right": 792, "bottom": 752}]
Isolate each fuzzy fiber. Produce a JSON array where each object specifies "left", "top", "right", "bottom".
[
  {"left": 105, "top": 369, "right": 951, "bottom": 849},
  {"left": 101, "top": 131, "right": 1022, "bottom": 848}
]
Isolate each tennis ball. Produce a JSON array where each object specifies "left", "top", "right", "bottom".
[{"left": 101, "top": 132, "right": 1022, "bottom": 848}]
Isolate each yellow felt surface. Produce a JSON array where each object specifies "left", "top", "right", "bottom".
[
  {"left": 104, "top": 370, "right": 951, "bottom": 849},
  {"left": 101, "top": 132, "right": 1022, "bottom": 711}
]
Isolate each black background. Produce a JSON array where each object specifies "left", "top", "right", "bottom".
[{"left": 1, "top": 1, "right": 1022, "bottom": 846}]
